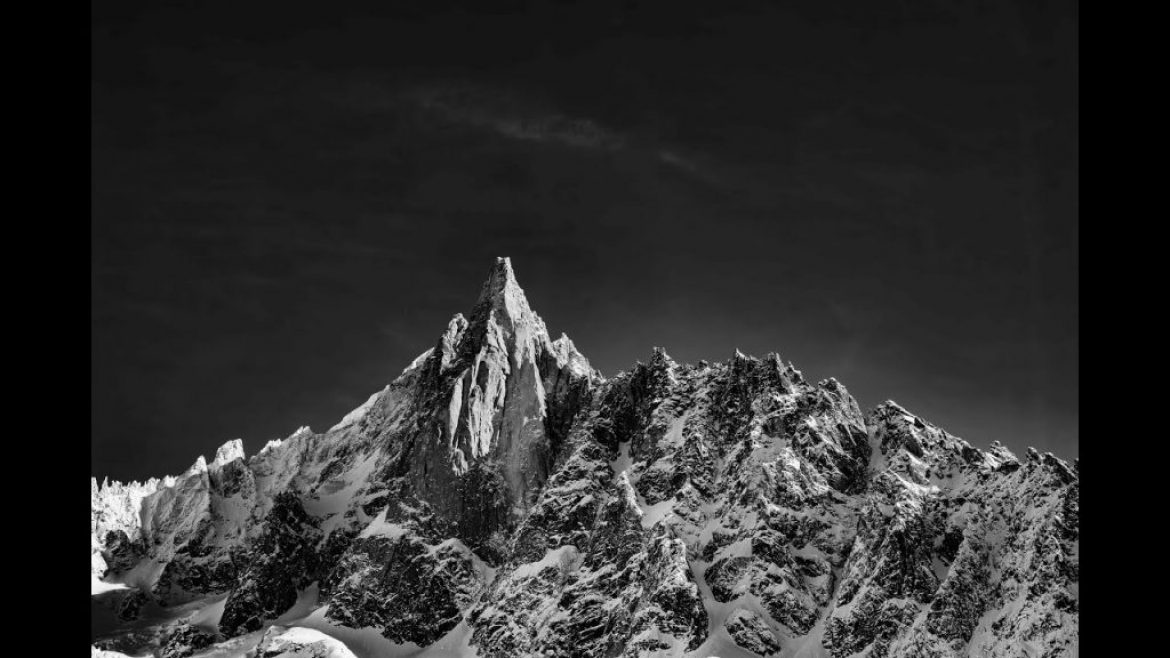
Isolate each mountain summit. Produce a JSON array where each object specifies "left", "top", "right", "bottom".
[{"left": 92, "top": 259, "right": 1078, "bottom": 658}]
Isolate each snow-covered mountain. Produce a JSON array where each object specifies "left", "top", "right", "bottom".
[{"left": 91, "top": 258, "right": 1078, "bottom": 658}]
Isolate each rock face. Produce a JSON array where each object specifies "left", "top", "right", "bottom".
[
  {"left": 92, "top": 476, "right": 164, "bottom": 582},
  {"left": 91, "top": 258, "right": 1078, "bottom": 657},
  {"left": 323, "top": 504, "right": 490, "bottom": 646},
  {"left": 158, "top": 623, "right": 218, "bottom": 658},
  {"left": 220, "top": 492, "right": 323, "bottom": 636},
  {"left": 725, "top": 609, "right": 782, "bottom": 656}
]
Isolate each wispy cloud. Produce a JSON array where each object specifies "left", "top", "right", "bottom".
[
  {"left": 401, "top": 82, "right": 728, "bottom": 188},
  {"left": 405, "top": 84, "right": 626, "bottom": 151}
]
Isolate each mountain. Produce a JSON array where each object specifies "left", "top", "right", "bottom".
[{"left": 91, "top": 258, "right": 1078, "bottom": 658}]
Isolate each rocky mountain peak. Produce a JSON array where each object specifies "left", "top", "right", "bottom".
[
  {"left": 92, "top": 257, "right": 1077, "bottom": 658},
  {"left": 445, "top": 257, "right": 552, "bottom": 369},
  {"left": 551, "top": 332, "right": 595, "bottom": 379},
  {"left": 477, "top": 256, "right": 520, "bottom": 302},
  {"left": 212, "top": 439, "right": 245, "bottom": 467},
  {"left": 470, "top": 256, "right": 541, "bottom": 331}
]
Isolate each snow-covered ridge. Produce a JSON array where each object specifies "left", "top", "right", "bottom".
[{"left": 91, "top": 258, "right": 1077, "bottom": 658}]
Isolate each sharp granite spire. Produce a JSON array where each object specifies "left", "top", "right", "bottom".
[{"left": 406, "top": 257, "right": 595, "bottom": 535}]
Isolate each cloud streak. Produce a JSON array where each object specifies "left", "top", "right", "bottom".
[
  {"left": 401, "top": 83, "right": 727, "bottom": 187},
  {"left": 406, "top": 84, "right": 626, "bottom": 151}
]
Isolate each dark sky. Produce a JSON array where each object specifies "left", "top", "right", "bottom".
[{"left": 92, "top": 0, "right": 1078, "bottom": 482}]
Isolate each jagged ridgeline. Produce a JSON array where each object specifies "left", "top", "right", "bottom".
[{"left": 92, "top": 257, "right": 1078, "bottom": 658}]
